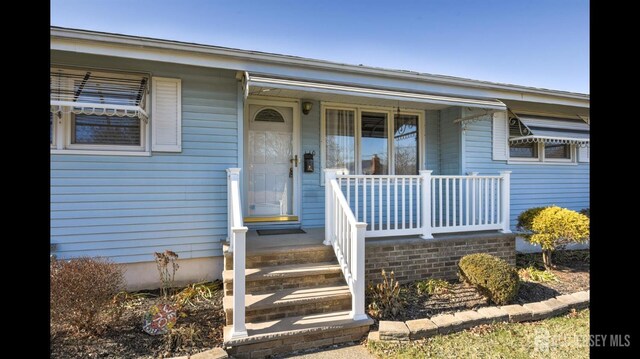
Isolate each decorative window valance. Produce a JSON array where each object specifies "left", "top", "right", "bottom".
[{"left": 509, "top": 114, "right": 589, "bottom": 147}]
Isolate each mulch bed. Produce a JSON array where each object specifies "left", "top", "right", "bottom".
[
  {"left": 50, "top": 281, "right": 225, "bottom": 359},
  {"left": 370, "top": 249, "right": 590, "bottom": 323}
]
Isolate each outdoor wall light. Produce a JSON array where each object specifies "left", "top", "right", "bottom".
[{"left": 302, "top": 101, "right": 313, "bottom": 115}]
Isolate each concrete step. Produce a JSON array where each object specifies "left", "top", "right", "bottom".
[
  {"left": 223, "top": 311, "right": 374, "bottom": 359},
  {"left": 224, "top": 243, "right": 336, "bottom": 269},
  {"left": 223, "top": 262, "right": 344, "bottom": 295},
  {"left": 223, "top": 284, "right": 352, "bottom": 325}
]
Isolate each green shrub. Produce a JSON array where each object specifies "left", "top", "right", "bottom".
[
  {"left": 458, "top": 253, "right": 520, "bottom": 305},
  {"left": 50, "top": 257, "right": 125, "bottom": 333},
  {"left": 516, "top": 206, "right": 547, "bottom": 232},
  {"left": 529, "top": 206, "right": 590, "bottom": 268},
  {"left": 416, "top": 278, "right": 451, "bottom": 296},
  {"left": 366, "top": 269, "right": 405, "bottom": 320}
]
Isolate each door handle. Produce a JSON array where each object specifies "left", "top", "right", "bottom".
[{"left": 290, "top": 155, "right": 299, "bottom": 167}]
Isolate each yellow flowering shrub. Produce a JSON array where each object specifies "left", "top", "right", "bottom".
[
  {"left": 530, "top": 206, "right": 590, "bottom": 249},
  {"left": 528, "top": 206, "right": 590, "bottom": 268}
]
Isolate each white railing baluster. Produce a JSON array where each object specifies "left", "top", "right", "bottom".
[
  {"left": 386, "top": 178, "right": 390, "bottom": 231},
  {"left": 416, "top": 177, "right": 420, "bottom": 229},
  {"left": 363, "top": 177, "right": 367, "bottom": 228},
  {"left": 401, "top": 177, "right": 406, "bottom": 229},
  {"left": 452, "top": 178, "right": 456, "bottom": 227},
  {"left": 471, "top": 173, "right": 477, "bottom": 225},
  {"left": 409, "top": 178, "right": 413, "bottom": 229},
  {"left": 445, "top": 178, "right": 450, "bottom": 227},
  {"left": 465, "top": 178, "right": 470, "bottom": 226},
  {"left": 355, "top": 178, "right": 359, "bottom": 221},
  {"left": 379, "top": 177, "right": 383, "bottom": 231},
  {"left": 484, "top": 178, "right": 489, "bottom": 225},
  {"left": 370, "top": 177, "right": 375, "bottom": 231},
  {"left": 394, "top": 177, "right": 398, "bottom": 230},
  {"left": 438, "top": 178, "right": 443, "bottom": 228},
  {"left": 490, "top": 178, "right": 495, "bottom": 224}
]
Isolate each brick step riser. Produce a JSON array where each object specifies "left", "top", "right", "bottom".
[
  {"left": 225, "top": 248, "right": 336, "bottom": 270},
  {"left": 226, "top": 325, "right": 370, "bottom": 359},
  {"left": 224, "top": 272, "right": 345, "bottom": 296},
  {"left": 225, "top": 296, "right": 352, "bottom": 325}
]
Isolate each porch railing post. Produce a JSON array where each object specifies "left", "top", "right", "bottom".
[
  {"left": 231, "top": 227, "right": 248, "bottom": 338},
  {"left": 420, "top": 170, "right": 433, "bottom": 239},
  {"left": 499, "top": 171, "right": 512, "bottom": 233},
  {"left": 351, "top": 222, "right": 368, "bottom": 320},
  {"left": 226, "top": 168, "right": 241, "bottom": 252},
  {"left": 324, "top": 169, "right": 339, "bottom": 245}
]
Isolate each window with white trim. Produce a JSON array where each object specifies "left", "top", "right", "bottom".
[
  {"left": 321, "top": 104, "right": 423, "bottom": 179},
  {"left": 508, "top": 117, "right": 576, "bottom": 163},
  {"left": 50, "top": 67, "right": 150, "bottom": 154}
]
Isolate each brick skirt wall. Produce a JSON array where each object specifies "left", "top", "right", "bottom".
[{"left": 365, "top": 232, "right": 516, "bottom": 283}]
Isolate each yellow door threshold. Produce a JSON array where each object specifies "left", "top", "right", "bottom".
[{"left": 244, "top": 215, "right": 299, "bottom": 223}]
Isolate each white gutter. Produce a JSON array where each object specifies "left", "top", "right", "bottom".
[{"left": 50, "top": 27, "right": 589, "bottom": 103}]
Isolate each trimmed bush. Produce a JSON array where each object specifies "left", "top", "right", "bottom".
[
  {"left": 529, "top": 206, "right": 590, "bottom": 268},
  {"left": 50, "top": 257, "right": 125, "bottom": 333},
  {"left": 458, "top": 253, "right": 519, "bottom": 305},
  {"left": 516, "top": 206, "right": 547, "bottom": 232}
]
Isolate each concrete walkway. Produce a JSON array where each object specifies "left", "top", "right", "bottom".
[{"left": 276, "top": 343, "right": 375, "bottom": 358}]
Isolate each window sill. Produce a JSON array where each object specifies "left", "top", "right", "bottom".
[
  {"left": 507, "top": 159, "right": 577, "bottom": 166},
  {"left": 50, "top": 149, "right": 151, "bottom": 157}
]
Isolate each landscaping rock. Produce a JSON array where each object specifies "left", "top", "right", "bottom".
[
  {"left": 430, "top": 314, "right": 464, "bottom": 334},
  {"left": 476, "top": 306, "right": 509, "bottom": 323},
  {"left": 170, "top": 347, "right": 228, "bottom": 359},
  {"left": 367, "top": 331, "right": 380, "bottom": 342},
  {"left": 379, "top": 321, "right": 410, "bottom": 341},
  {"left": 571, "top": 291, "right": 590, "bottom": 309},
  {"left": 405, "top": 318, "right": 438, "bottom": 340},
  {"left": 523, "top": 302, "right": 553, "bottom": 321},
  {"left": 554, "top": 294, "right": 583, "bottom": 309},
  {"left": 540, "top": 298, "right": 569, "bottom": 316},
  {"left": 453, "top": 310, "right": 488, "bottom": 328},
  {"left": 499, "top": 304, "right": 533, "bottom": 322}
]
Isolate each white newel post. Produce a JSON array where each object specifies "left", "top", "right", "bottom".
[
  {"left": 351, "top": 222, "right": 368, "bottom": 320},
  {"left": 231, "top": 227, "right": 248, "bottom": 338},
  {"left": 420, "top": 170, "right": 433, "bottom": 239},
  {"left": 226, "top": 168, "right": 241, "bottom": 252},
  {"left": 499, "top": 171, "right": 512, "bottom": 233},
  {"left": 324, "top": 169, "right": 339, "bottom": 246}
]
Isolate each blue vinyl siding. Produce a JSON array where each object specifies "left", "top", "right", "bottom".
[
  {"left": 50, "top": 52, "right": 238, "bottom": 263},
  {"left": 300, "top": 100, "right": 324, "bottom": 228},
  {"left": 425, "top": 110, "right": 440, "bottom": 174},
  {"left": 439, "top": 107, "right": 461, "bottom": 175},
  {"left": 463, "top": 116, "right": 589, "bottom": 229}
]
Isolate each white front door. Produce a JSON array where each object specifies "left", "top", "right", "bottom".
[{"left": 245, "top": 99, "right": 300, "bottom": 221}]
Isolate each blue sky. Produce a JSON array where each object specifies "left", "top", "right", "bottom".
[{"left": 51, "top": 0, "right": 589, "bottom": 93}]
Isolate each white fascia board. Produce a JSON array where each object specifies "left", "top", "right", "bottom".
[{"left": 51, "top": 29, "right": 589, "bottom": 108}]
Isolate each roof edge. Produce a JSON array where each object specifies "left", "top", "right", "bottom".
[{"left": 50, "top": 26, "right": 589, "bottom": 102}]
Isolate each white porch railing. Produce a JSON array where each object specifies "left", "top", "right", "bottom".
[
  {"left": 325, "top": 169, "right": 368, "bottom": 320},
  {"left": 329, "top": 169, "right": 511, "bottom": 239},
  {"left": 226, "top": 168, "right": 248, "bottom": 339}
]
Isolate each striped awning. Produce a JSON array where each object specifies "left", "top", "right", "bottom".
[
  {"left": 509, "top": 114, "right": 589, "bottom": 146},
  {"left": 50, "top": 67, "right": 149, "bottom": 121}
]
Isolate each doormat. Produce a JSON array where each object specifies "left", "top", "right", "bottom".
[{"left": 257, "top": 229, "right": 306, "bottom": 236}]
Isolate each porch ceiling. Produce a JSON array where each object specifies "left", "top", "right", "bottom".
[{"left": 245, "top": 73, "right": 507, "bottom": 111}]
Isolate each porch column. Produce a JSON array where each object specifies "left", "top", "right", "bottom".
[
  {"left": 499, "top": 171, "right": 512, "bottom": 233},
  {"left": 420, "top": 170, "right": 433, "bottom": 239},
  {"left": 324, "top": 169, "right": 339, "bottom": 246}
]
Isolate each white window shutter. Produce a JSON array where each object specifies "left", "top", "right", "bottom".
[
  {"left": 152, "top": 77, "right": 182, "bottom": 152},
  {"left": 578, "top": 145, "right": 590, "bottom": 162},
  {"left": 492, "top": 111, "right": 508, "bottom": 160}
]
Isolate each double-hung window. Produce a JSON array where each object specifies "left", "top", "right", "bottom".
[
  {"left": 507, "top": 115, "right": 585, "bottom": 163},
  {"left": 50, "top": 67, "right": 150, "bottom": 155},
  {"left": 322, "top": 104, "right": 423, "bottom": 180}
]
